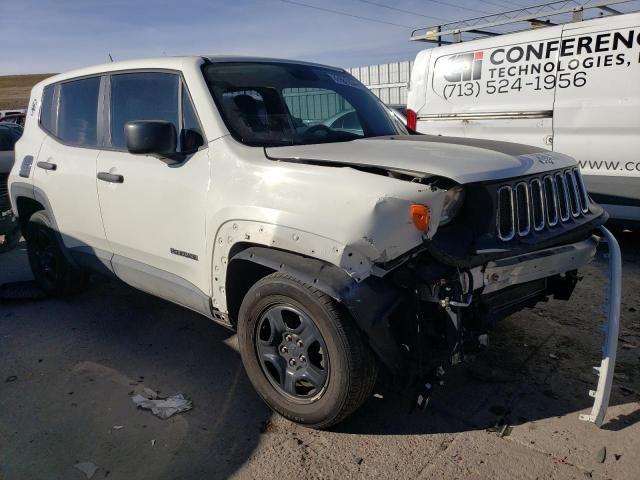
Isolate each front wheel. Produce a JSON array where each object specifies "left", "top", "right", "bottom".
[{"left": 238, "top": 272, "right": 378, "bottom": 429}]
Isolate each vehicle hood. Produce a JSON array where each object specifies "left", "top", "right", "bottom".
[{"left": 264, "top": 135, "right": 576, "bottom": 184}]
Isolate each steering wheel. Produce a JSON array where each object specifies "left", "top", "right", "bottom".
[{"left": 303, "top": 124, "right": 332, "bottom": 138}]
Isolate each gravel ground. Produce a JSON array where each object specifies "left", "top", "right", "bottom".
[{"left": 0, "top": 230, "right": 639, "bottom": 480}]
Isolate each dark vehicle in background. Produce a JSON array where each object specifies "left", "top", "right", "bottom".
[
  {"left": 0, "top": 123, "right": 21, "bottom": 252},
  {"left": 0, "top": 112, "right": 26, "bottom": 127}
]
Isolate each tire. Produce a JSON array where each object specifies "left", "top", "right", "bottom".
[
  {"left": 237, "top": 272, "right": 378, "bottom": 429},
  {"left": 25, "top": 210, "right": 89, "bottom": 296}
]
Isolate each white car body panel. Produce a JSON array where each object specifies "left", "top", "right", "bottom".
[
  {"left": 96, "top": 146, "right": 211, "bottom": 295},
  {"left": 33, "top": 136, "right": 110, "bottom": 252},
  {"left": 265, "top": 136, "right": 576, "bottom": 184}
]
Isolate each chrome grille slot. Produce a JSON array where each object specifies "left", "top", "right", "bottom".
[
  {"left": 515, "top": 182, "right": 531, "bottom": 236},
  {"left": 497, "top": 186, "right": 515, "bottom": 241},
  {"left": 565, "top": 170, "right": 581, "bottom": 218},
  {"left": 542, "top": 175, "right": 559, "bottom": 227},
  {"left": 496, "top": 168, "right": 592, "bottom": 242},
  {"left": 555, "top": 172, "right": 571, "bottom": 222},
  {"left": 530, "top": 178, "right": 545, "bottom": 231},
  {"left": 573, "top": 168, "right": 590, "bottom": 214}
]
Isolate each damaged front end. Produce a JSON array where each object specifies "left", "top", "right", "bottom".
[{"left": 349, "top": 170, "right": 621, "bottom": 426}]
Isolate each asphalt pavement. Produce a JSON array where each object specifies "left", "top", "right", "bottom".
[{"left": 1, "top": 231, "right": 639, "bottom": 479}]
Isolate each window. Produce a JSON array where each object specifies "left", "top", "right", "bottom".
[
  {"left": 181, "top": 88, "right": 204, "bottom": 151},
  {"left": 110, "top": 72, "right": 179, "bottom": 149},
  {"left": 203, "top": 62, "right": 400, "bottom": 147},
  {"left": 40, "top": 84, "right": 57, "bottom": 135},
  {"left": 58, "top": 77, "right": 100, "bottom": 146}
]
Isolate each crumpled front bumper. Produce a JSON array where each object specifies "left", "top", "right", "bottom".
[
  {"left": 578, "top": 227, "right": 621, "bottom": 427},
  {"left": 460, "top": 228, "right": 621, "bottom": 427}
]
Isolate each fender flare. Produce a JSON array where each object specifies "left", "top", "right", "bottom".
[
  {"left": 10, "top": 182, "right": 79, "bottom": 267},
  {"left": 230, "top": 246, "right": 406, "bottom": 370}
]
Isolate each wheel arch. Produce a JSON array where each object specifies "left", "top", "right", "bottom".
[
  {"left": 10, "top": 183, "right": 77, "bottom": 266},
  {"left": 226, "top": 244, "right": 407, "bottom": 371},
  {"left": 15, "top": 196, "right": 45, "bottom": 232}
]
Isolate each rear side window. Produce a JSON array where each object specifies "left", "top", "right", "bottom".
[
  {"left": 58, "top": 77, "right": 101, "bottom": 146},
  {"left": 110, "top": 72, "right": 179, "bottom": 149},
  {"left": 40, "top": 85, "right": 57, "bottom": 135}
]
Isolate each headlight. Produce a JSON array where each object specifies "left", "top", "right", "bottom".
[{"left": 439, "top": 185, "right": 465, "bottom": 225}]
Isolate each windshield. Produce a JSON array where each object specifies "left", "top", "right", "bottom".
[{"left": 202, "top": 62, "right": 406, "bottom": 147}]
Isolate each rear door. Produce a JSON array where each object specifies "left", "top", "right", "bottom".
[
  {"left": 32, "top": 77, "right": 110, "bottom": 254},
  {"left": 419, "top": 27, "right": 562, "bottom": 148},
  {"left": 553, "top": 14, "right": 640, "bottom": 217}
]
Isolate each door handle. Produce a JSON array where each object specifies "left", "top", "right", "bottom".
[
  {"left": 37, "top": 161, "right": 57, "bottom": 171},
  {"left": 97, "top": 172, "right": 124, "bottom": 183}
]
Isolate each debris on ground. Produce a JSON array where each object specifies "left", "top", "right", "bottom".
[
  {"left": 498, "top": 424, "right": 513, "bottom": 438},
  {"left": 5, "top": 375, "right": 17, "bottom": 383},
  {"left": 74, "top": 461, "right": 100, "bottom": 479},
  {"left": 131, "top": 388, "right": 192, "bottom": 419},
  {"left": 614, "top": 453, "right": 622, "bottom": 461},
  {"left": 548, "top": 353, "right": 558, "bottom": 360},
  {"left": 151, "top": 439, "right": 156, "bottom": 447},
  {"left": 112, "top": 425, "right": 124, "bottom": 430},
  {"left": 620, "top": 386, "right": 636, "bottom": 396},
  {"left": 595, "top": 446, "right": 607, "bottom": 463}
]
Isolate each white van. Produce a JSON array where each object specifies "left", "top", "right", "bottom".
[{"left": 407, "top": 12, "right": 640, "bottom": 222}]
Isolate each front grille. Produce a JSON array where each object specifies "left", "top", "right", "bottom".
[{"left": 497, "top": 168, "right": 590, "bottom": 241}]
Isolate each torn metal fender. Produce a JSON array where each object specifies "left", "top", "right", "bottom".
[
  {"left": 579, "top": 227, "right": 621, "bottom": 427},
  {"left": 230, "top": 246, "right": 406, "bottom": 370}
]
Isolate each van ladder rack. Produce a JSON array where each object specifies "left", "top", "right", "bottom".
[{"left": 410, "top": 0, "right": 638, "bottom": 44}]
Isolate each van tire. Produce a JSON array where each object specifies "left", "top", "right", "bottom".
[
  {"left": 237, "top": 272, "right": 378, "bottom": 429},
  {"left": 26, "top": 210, "right": 89, "bottom": 296}
]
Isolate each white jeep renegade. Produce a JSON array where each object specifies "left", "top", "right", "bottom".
[{"left": 8, "top": 56, "right": 620, "bottom": 428}]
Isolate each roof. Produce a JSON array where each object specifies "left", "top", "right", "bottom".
[
  {"left": 205, "top": 55, "right": 344, "bottom": 71},
  {"left": 36, "top": 55, "right": 345, "bottom": 89}
]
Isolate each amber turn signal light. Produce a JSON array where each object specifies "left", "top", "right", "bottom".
[{"left": 409, "top": 204, "right": 430, "bottom": 232}]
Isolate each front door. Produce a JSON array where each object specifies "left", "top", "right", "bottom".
[{"left": 96, "top": 71, "right": 211, "bottom": 306}]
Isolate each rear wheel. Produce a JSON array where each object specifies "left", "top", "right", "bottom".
[
  {"left": 26, "top": 210, "right": 89, "bottom": 296},
  {"left": 238, "top": 272, "right": 378, "bottom": 429}
]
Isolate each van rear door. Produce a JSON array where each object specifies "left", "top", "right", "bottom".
[
  {"left": 415, "top": 26, "right": 563, "bottom": 149},
  {"left": 553, "top": 13, "right": 640, "bottom": 219}
]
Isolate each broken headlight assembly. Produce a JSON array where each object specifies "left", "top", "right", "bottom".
[{"left": 439, "top": 185, "right": 465, "bottom": 225}]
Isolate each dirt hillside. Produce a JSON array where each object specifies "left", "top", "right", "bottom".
[{"left": 0, "top": 74, "right": 55, "bottom": 110}]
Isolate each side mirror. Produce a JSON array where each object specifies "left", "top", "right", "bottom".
[{"left": 125, "top": 120, "right": 177, "bottom": 158}]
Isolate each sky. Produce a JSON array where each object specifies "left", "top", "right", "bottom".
[{"left": 0, "top": 0, "right": 637, "bottom": 75}]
